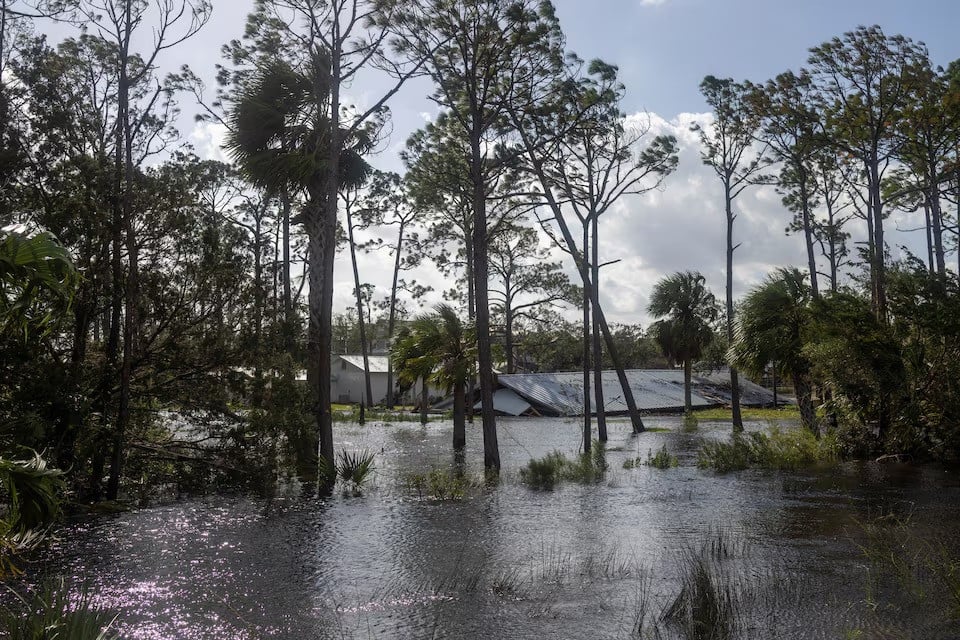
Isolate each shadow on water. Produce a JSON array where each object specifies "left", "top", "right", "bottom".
[{"left": 12, "top": 416, "right": 960, "bottom": 639}]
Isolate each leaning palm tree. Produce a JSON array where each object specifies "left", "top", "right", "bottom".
[
  {"left": 732, "top": 267, "right": 818, "bottom": 436},
  {"left": 392, "top": 304, "right": 476, "bottom": 452},
  {"left": 648, "top": 271, "right": 720, "bottom": 414},
  {"left": 225, "top": 55, "right": 372, "bottom": 475}
]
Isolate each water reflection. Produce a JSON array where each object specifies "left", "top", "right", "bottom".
[{"left": 19, "top": 417, "right": 960, "bottom": 639}]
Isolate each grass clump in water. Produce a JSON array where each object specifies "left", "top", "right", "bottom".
[
  {"left": 697, "top": 427, "right": 837, "bottom": 472},
  {"left": 857, "top": 512, "right": 960, "bottom": 623},
  {"left": 404, "top": 468, "right": 479, "bottom": 500},
  {"left": 520, "top": 441, "right": 608, "bottom": 489},
  {"left": 646, "top": 445, "right": 679, "bottom": 469},
  {"left": 623, "top": 445, "right": 679, "bottom": 470}
]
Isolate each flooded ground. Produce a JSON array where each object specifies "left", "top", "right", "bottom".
[{"left": 22, "top": 417, "right": 960, "bottom": 639}]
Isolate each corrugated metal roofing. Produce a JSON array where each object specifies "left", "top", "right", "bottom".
[
  {"left": 338, "top": 355, "right": 392, "bottom": 373},
  {"left": 473, "top": 388, "right": 533, "bottom": 416},
  {"left": 495, "top": 369, "right": 774, "bottom": 416}
]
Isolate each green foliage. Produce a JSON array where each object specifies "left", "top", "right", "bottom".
[
  {"left": 645, "top": 445, "right": 679, "bottom": 469},
  {"left": 662, "top": 540, "right": 739, "bottom": 640},
  {"left": 0, "top": 452, "right": 63, "bottom": 577},
  {"left": 857, "top": 513, "right": 960, "bottom": 623},
  {"left": 404, "top": 468, "right": 479, "bottom": 501},
  {"left": 336, "top": 449, "right": 376, "bottom": 491},
  {"left": 519, "top": 451, "right": 568, "bottom": 490},
  {"left": 0, "top": 225, "right": 77, "bottom": 339},
  {"left": 0, "top": 578, "right": 118, "bottom": 640},
  {"left": 697, "top": 427, "right": 838, "bottom": 473},
  {"left": 648, "top": 271, "right": 719, "bottom": 367},
  {"left": 520, "top": 441, "right": 608, "bottom": 489},
  {"left": 391, "top": 304, "right": 475, "bottom": 395},
  {"left": 691, "top": 407, "right": 800, "bottom": 422}
]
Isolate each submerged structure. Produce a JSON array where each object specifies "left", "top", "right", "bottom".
[{"left": 477, "top": 369, "right": 777, "bottom": 417}]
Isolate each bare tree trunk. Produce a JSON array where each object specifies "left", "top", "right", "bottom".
[
  {"left": 799, "top": 178, "right": 819, "bottom": 299},
  {"left": 683, "top": 357, "right": 692, "bottom": 414},
  {"left": 929, "top": 181, "right": 946, "bottom": 279},
  {"left": 792, "top": 371, "right": 819, "bottom": 438},
  {"left": 470, "top": 128, "right": 499, "bottom": 471},
  {"left": 252, "top": 214, "right": 265, "bottom": 408},
  {"left": 521, "top": 152, "right": 643, "bottom": 432},
  {"left": 924, "top": 198, "right": 935, "bottom": 274},
  {"left": 420, "top": 377, "right": 428, "bottom": 426},
  {"left": 346, "top": 200, "right": 373, "bottom": 405},
  {"left": 725, "top": 183, "right": 743, "bottom": 433},
  {"left": 590, "top": 215, "right": 607, "bottom": 442},
  {"left": 453, "top": 380, "right": 466, "bottom": 451},
  {"left": 581, "top": 222, "right": 591, "bottom": 453},
  {"left": 465, "top": 226, "right": 475, "bottom": 423},
  {"left": 108, "top": 7, "right": 137, "bottom": 500},
  {"left": 385, "top": 222, "right": 405, "bottom": 408},
  {"left": 281, "top": 189, "right": 293, "bottom": 352}
]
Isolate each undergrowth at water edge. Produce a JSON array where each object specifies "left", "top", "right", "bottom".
[{"left": 697, "top": 427, "right": 838, "bottom": 472}]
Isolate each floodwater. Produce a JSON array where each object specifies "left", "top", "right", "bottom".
[{"left": 23, "top": 417, "right": 960, "bottom": 639}]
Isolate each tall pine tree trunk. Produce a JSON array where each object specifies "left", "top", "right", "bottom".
[
  {"left": 590, "top": 214, "right": 607, "bottom": 442},
  {"left": 470, "top": 126, "right": 499, "bottom": 470},
  {"left": 346, "top": 202, "right": 373, "bottom": 405},
  {"left": 581, "top": 222, "right": 592, "bottom": 453},
  {"left": 725, "top": 183, "right": 743, "bottom": 433},
  {"left": 385, "top": 223, "right": 405, "bottom": 408}
]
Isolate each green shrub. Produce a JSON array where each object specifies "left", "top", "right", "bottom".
[
  {"left": 697, "top": 427, "right": 838, "bottom": 472},
  {"left": 520, "top": 451, "right": 569, "bottom": 490},
  {"left": 646, "top": 445, "right": 679, "bottom": 469},
  {"left": 521, "top": 441, "right": 608, "bottom": 489},
  {"left": 404, "top": 468, "right": 479, "bottom": 500},
  {"left": 336, "top": 449, "right": 376, "bottom": 490}
]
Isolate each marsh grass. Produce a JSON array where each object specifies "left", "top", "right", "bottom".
[
  {"left": 692, "top": 407, "right": 800, "bottom": 421},
  {"left": 856, "top": 512, "right": 960, "bottom": 622},
  {"left": 403, "top": 468, "right": 481, "bottom": 500},
  {"left": 647, "top": 446, "right": 679, "bottom": 469},
  {"left": 520, "top": 441, "right": 609, "bottom": 489},
  {"left": 0, "top": 578, "right": 118, "bottom": 640},
  {"left": 697, "top": 427, "right": 838, "bottom": 472}
]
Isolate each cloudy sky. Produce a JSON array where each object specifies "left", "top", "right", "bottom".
[{"left": 47, "top": 0, "right": 960, "bottom": 326}]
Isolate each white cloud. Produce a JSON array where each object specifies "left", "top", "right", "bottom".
[
  {"left": 639, "top": 0, "right": 668, "bottom": 6},
  {"left": 319, "top": 109, "right": 935, "bottom": 331},
  {"left": 189, "top": 121, "right": 229, "bottom": 162}
]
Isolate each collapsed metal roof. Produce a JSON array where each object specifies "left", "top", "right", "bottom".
[
  {"left": 473, "top": 388, "right": 534, "bottom": 417},
  {"left": 338, "top": 355, "right": 392, "bottom": 373},
  {"left": 494, "top": 369, "right": 775, "bottom": 416}
]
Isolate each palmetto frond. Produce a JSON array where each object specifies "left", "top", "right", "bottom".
[
  {"left": 647, "top": 271, "right": 719, "bottom": 364},
  {"left": 225, "top": 56, "right": 372, "bottom": 197},
  {"left": 732, "top": 267, "right": 812, "bottom": 378},
  {"left": 1, "top": 225, "right": 78, "bottom": 338},
  {"left": 390, "top": 304, "right": 475, "bottom": 394}
]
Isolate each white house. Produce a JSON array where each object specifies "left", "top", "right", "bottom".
[{"left": 331, "top": 355, "right": 394, "bottom": 404}]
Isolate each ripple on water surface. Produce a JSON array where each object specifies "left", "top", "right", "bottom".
[{"left": 22, "top": 417, "right": 960, "bottom": 639}]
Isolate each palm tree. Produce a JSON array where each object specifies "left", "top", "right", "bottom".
[
  {"left": 225, "top": 55, "right": 372, "bottom": 475},
  {"left": 732, "top": 267, "right": 818, "bottom": 436},
  {"left": 0, "top": 226, "right": 72, "bottom": 576},
  {"left": 392, "top": 304, "right": 475, "bottom": 452},
  {"left": 647, "top": 271, "right": 719, "bottom": 414}
]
